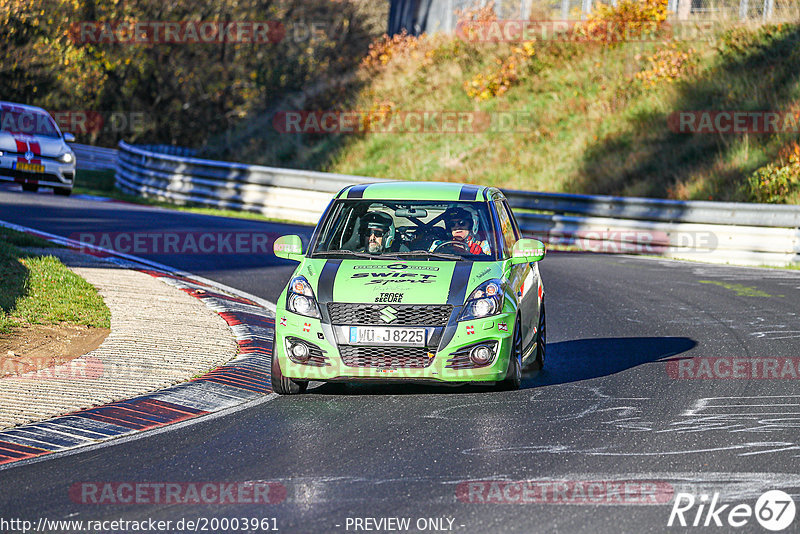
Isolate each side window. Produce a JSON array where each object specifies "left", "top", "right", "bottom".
[
  {"left": 493, "top": 200, "right": 516, "bottom": 257},
  {"left": 502, "top": 200, "right": 521, "bottom": 241}
]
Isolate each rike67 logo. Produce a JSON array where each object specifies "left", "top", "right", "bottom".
[{"left": 668, "top": 490, "right": 796, "bottom": 531}]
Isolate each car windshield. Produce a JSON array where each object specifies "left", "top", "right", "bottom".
[
  {"left": 0, "top": 107, "right": 61, "bottom": 138},
  {"left": 311, "top": 199, "right": 498, "bottom": 261}
]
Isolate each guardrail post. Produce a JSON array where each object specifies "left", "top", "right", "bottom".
[
  {"left": 520, "top": 0, "right": 533, "bottom": 18},
  {"left": 762, "top": 0, "right": 774, "bottom": 20},
  {"left": 676, "top": 0, "right": 692, "bottom": 20},
  {"left": 581, "top": 0, "right": 592, "bottom": 19},
  {"left": 445, "top": 0, "right": 454, "bottom": 33},
  {"left": 739, "top": 0, "right": 749, "bottom": 19}
]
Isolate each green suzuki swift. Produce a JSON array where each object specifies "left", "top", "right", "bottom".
[{"left": 271, "top": 182, "right": 546, "bottom": 394}]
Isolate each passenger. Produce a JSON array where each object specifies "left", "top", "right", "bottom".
[{"left": 433, "top": 207, "right": 490, "bottom": 255}]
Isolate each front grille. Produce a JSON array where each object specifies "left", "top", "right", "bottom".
[
  {"left": 0, "top": 168, "right": 60, "bottom": 182},
  {"left": 328, "top": 303, "right": 452, "bottom": 326},
  {"left": 339, "top": 346, "right": 434, "bottom": 369}
]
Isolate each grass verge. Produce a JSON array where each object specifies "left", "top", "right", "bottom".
[{"left": 0, "top": 229, "right": 110, "bottom": 335}]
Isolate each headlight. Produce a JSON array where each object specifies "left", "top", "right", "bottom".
[
  {"left": 58, "top": 152, "right": 74, "bottom": 164},
  {"left": 459, "top": 279, "right": 503, "bottom": 321},
  {"left": 286, "top": 276, "right": 320, "bottom": 318}
]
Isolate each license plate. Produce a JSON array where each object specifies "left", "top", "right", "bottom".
[
  {"left": 349, "top": 327, "right": 426, "bottom": 346},
  {"left": 14, "top": 162, "right": 44, "bottom": 173}
]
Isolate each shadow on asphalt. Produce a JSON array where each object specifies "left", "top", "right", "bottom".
[
  {"left": 303, "top": 336, "right": 696, "bottom": 396},
  {"left": 307, "top": 381, "right": 499, "bottom": 396},
  {"left": 527, "top": 336, "right": 697, "bottom": 387}
]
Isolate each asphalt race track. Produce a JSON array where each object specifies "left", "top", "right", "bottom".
[{"left": 2, "top": 187, "right": 800, "bottom": 533}]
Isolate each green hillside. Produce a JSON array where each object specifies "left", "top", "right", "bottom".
[{"left": 230, "top": 4, "right": 800, "bottom": 203}]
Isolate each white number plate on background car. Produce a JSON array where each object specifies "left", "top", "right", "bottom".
[{"left": 349, "top": 327, "right": 426, "bottom": 346}]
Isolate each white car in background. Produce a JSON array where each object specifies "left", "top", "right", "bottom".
[{"left": 0, "top": 101, "right": 76, "bottom": 196}]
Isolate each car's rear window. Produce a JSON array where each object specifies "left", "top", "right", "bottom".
[{"left": 0, "top": 107, "right": 61, "bottom": 137}]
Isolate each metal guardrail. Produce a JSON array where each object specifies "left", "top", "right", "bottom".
[
  {"left": 505, "top": 190, "right": 800, "bottom": 228},
  {"left": 116, "top": 141, "right": 382, "bottom": 223},
  {"left": 115, "top": 141, "right": 800, "bottom": 266},
  {"left": 70, "top": 143, "right": 118, "bottom": 171}
]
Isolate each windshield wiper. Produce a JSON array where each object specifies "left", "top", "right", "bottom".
[
  {"left": 314, "top": 250, "right": 403, "bottom": 260},
  {"left": 314, "top": 250, "right": 375, "bottom": 259},
  {"left": 393, "top": 251, "right": 464, "bottom": 261}
]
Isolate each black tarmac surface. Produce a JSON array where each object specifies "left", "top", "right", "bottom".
[{"left": 2, "top": 187, "right": 799, "bottom": 533}]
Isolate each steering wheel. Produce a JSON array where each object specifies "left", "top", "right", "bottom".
[{"left": 432, "top": 240, "right": 469, "bottom": 253}]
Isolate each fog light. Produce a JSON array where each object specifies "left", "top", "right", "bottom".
[
  {"left": 469, "top": 345, "right": 493, "bottom": 365},
  {"left": 290, "top": 342, "right": 310, "bottom": 362}
]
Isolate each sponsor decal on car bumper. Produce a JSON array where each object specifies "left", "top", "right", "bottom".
[{"left": 275, "top": 312, "right": 515, "bottom": 382}]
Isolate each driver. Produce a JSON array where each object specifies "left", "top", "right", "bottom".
[
  {"left": 433, "top": 207, "right": 490, "bottom": 255},
  {"left": 358, "top": 211, "right": 393, "bottom": 254}
]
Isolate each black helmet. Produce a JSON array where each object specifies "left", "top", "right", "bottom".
[
  {"left": 360, "top": 211, "right": 395, "bottom": 249},
  {"left": 443, "top": 206, "right": 473, "bottom": 231},
  {"left": 361, "top": 211, "right": 392, "bottom": 233}
]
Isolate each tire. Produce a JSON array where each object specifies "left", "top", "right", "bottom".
[
  {"left": 54, "top": 187, "right": 72, "bottom": 196},
  {"left": 500, "top": 316, "right": 523, "bottom": 390},
  {"left": 21, "top": 184, "right": 38, "bottom": 192},
  {"left": 533, "top": 300, "right": 546, "bottom": 370},
  {"left": 270, "top": 353, "right": 308, "bottom": 395}
]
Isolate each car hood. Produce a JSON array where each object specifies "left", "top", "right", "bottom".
[
  {"left": 299, "top": 259, "right": 504, "bottom": 305},
  {"left": 0, "top": 131, "right": 68, "bottom": 158}
]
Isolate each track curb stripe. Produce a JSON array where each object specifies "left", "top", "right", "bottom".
[{"left": 0, "top": 219, "right": 279, "bottom": 469}]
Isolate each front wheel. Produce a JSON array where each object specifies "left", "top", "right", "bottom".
[
  {"left": 54, "top": 187, "right": 72, "bottom": 196},
  {"left": 21, "top": 183, "right": 38, "bottom": 192},
  {"left": 500, "top": 317, "right": 523, "bottom": 390},
  {"left": 533, "top": 300, "right": 546, "bottom": 370},
  {"left": 270, "top": 354, "right": 308, "bottom": 395}
]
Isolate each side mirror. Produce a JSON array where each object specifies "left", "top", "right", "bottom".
[
  {"left": 510, "top": 238, "right": 545, "bottom": 264},
  {"left": 273, "top": 235, "right": 304, "bottom": 262},
  {"left": 63, "top": 132, "right": 76, "bottom": 143}
]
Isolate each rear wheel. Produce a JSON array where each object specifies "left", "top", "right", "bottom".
[
  {"left": 533, "top": 300, "right": 546, "bottom": 370},
  {"left": 270, "top": 354, "right": 308, "bottom": 395},
  {"left": 21, "top": 183, "right": 38, "bottom": 192},
  {"left": 54, "top": 187, "right": 72, "bottom": 196},
  {"left": 500, "top": 316, "right": 523, "bottom": 390}
]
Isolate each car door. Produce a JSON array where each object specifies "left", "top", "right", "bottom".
[
  {"left": 497, "top": 199, "right": 538, "bottom": 353},
  {"left": 493, "top": 199, "right": 534, "bottom": 350}
]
